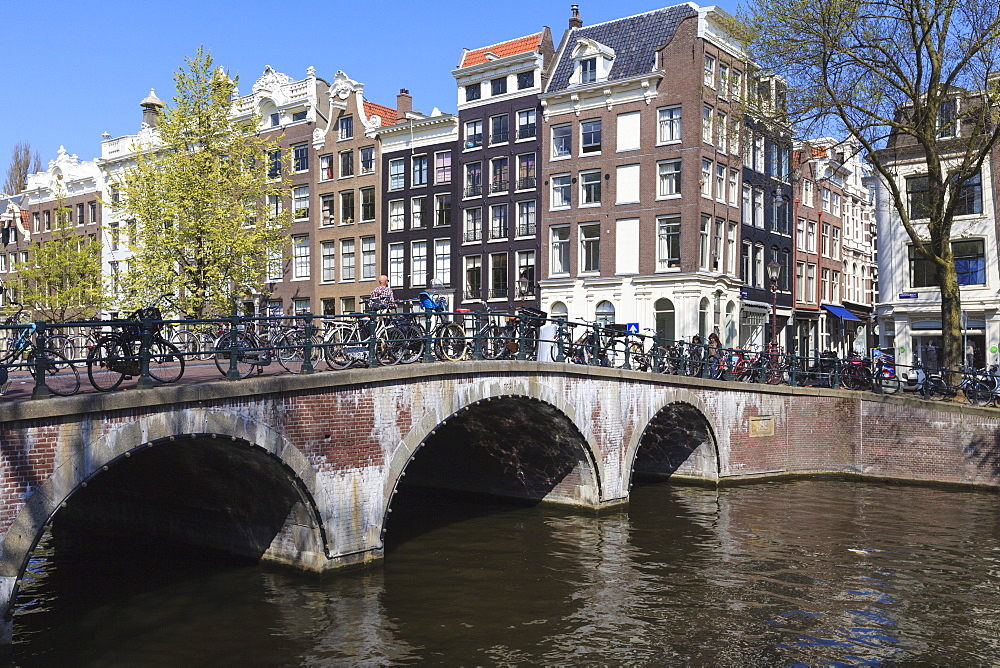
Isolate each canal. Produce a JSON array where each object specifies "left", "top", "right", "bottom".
[{"left": 12, "top": 479, "right": 1000, "bottom": 664}]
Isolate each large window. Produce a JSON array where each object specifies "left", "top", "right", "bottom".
[
  {"left": 517, "top": 201, "right": 536, "bottom": 237},
  {"left": 465, "top": 255, "right": 482, "bottom": 300},
  {"left": 657, "top": 215, "right": 680, "bottom": 270},
  {"left": 341, "top": 190, "right": 355, "bottom": 223},
  {"left": 551, "top": 226, "right": 570, "bottom": 275},
  {"left": 552, "top": 124, "right": 571, "bottom": 158},
  {"left": 464, "top": 207, "right": 482, "bottom": 242},
  {"left": 322, "top": 241, "right": 336, "bottom": 283},
  {"left": 491, "top": 157, "right": 509, "bottom": 192},
  {"left": 321, "top": 194, "right": 335, "bottom": 226},
  {"left": 388, "top": 200, "right": 405, "bottom": 231},
  {"left": 517, "top": 153, "right": 536, "bottom": 189},
  {"left": 581, "top": 120, "right": 601, "bottom": 154},
  {"left": 320, "top": 154, "right": 334, "bottom": 180},
  {"left": 435, "top": 151, "right": 451, "bottom": 183},
  {"left": 551, "top": 174, "right": 571, "bottom": 208},
  {"left": 517, "top": 109, "right": 536, "bottom": 139},
  {"left": 293, "top": 186, "right": 309, "bottom": 219},
  {"left": 490, "top": 114, "right": 509, "bottom": 144},
  {"left": 702, "top": 104, "right": 714, "bottom": 143},
  {"left": 293, "top": 144, "right": 309, "bottom": 172},
  {"left": 338, "top": 116, "right": 353, "bottom": 140},
  {"left": 360, "top": 147, "right": 375, "bottom": 174},
  {"left": 490, "top": 204, "right": 508, "bottom": 240},
  {"left": 580, "top": 170, "right": 601, "bottom": 205},
  {"left": 658, "top": 160, "right": 681, "bottom": 197},
  {"left": 389, "top": 243, "right": 405, "bottom": 288},
  {"left": 412, "top": 155, "right": 428, "bottom": 186},
  {"left": 341, "top": 239, "right": 355, "bottom": 281},
  {"left": 389, "top": 158, "right": 404, "bottom": 190},
  {"left": 411, "top": 197, "right": 426, "bottom": 229},
  {"left": 435, "top": 194, "right": 451, "bottom": 226},
  {"left": 489, "top": 252, "right": 508, "bottom": 299},
  {"left": 658, "top": 106, "right": 682, "bottom": 143},
  {"left": 339, "top": 148, "right": 354, "bottom": 176},
  {"left": 954, "top": 172, "right": 983, "bottom": 216},
  {"left": 411, "top": 241, "right": 427, "bottom": 286},
  {"left": 434, "top": 239, "right": 451, "bottom": 286},
  {"left": 465, "top": 120, "right": 483, "bottom": 148},
  {"left": 465, "top": 83, "right": 481, "bottom": 102},
  {"left": 517, "top": 250, "right": 536, "bottom": 297},
  {"left": 700, "top": 214, "right": 711, "bottom": 269},
  {"left": 465, "top": 162, "right": 483, "bottom": 197},
  {"left": 268, "top": 149, "right": 281, "bottom": 178},
  {"left": 910, "top": 240, "right": 986, "bottom": 287},
  {"left": 361, "top": 236, "right": 376, "bottom": 279},
  {"left": 491, "top": 77, "right": 507, "bottom": 96},
  {"left": 580, "top": 223, "right": 600, "bottom": 273}
]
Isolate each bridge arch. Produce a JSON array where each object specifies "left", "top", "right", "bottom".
[
  {"left": 624, "top": 388, "right": 721, "bottom": 489},
  {"left": 0, "top": 409, "right": 332, "bottom": 644},
  {"left": 381, "top": 378, "right": 604, "bottom": 543}
]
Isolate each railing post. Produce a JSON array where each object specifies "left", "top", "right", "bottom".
[
  {"left": 590, "top": 324, "right": 600, "bottom": 366},
  {"left": 367, "top": 313, "right": 380, "bottom": 368},
  {"left": 135, "top": 316, "right": 154, "bottom": 389},
  {"left": 555, "top": 318, "right": 566, "bottom": 363},
  {"left": 301, "top": 314, "right": 316, "bottom": 374},
  {"left": 226, "top": 315, "right": 242, "bottom": 380},
  {"left": 422, "top": 310, "right": 434, "bottom": 363},
  {"left": 472, "top": 312, "right": 484, "bottom": 361},
  {"left": 623, "top": 334, "right": 632, "bottom": 371},
  {"left": 516, "top": 313, "right": 527, "bottom": 361},
  {"left": 30, "top": 321, "right": 51, "bottom": 399}
]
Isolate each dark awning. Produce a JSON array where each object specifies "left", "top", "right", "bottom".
[{"left": 822, "top": 304, "right": 862, "bottom": 321}]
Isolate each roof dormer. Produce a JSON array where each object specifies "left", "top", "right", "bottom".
[{"left": 570, "top": 38, "right": 615, "bottom": 86}]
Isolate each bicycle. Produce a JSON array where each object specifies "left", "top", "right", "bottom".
[
  {"left": 86, "top": 294, "right": 185, "bottom": 391},
  {"left": 212, "top": 313, "right": 320, "bottom": 379},
  {"left": 0, "top": 302, "right": 80, "bottom": 397},
  {"left": 322, "top": 304, "right": 406, "bottom": 370}
]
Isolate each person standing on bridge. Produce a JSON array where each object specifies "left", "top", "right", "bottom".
[{"left": 369, "top": 275, "right": 396, "bottom": 312}]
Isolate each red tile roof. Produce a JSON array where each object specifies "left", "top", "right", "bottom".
[
  {"left": 364, "top": 101, "right": 396, "bottom": 127},
  {"left": 459, "top": 33, "right": 543, "bottom": 69},
  {"left": 19, "top": 210, "right": 30, "bottom": 227}
]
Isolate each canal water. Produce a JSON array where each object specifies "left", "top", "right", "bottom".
[{"left": 12, "top": 479, "right": 1000, "bottom": 665}]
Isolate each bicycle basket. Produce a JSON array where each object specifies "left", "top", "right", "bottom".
[{"left": 124, "top": 306, "right": 163, "bottom": 337}]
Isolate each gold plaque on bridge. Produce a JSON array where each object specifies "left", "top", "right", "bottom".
[{"left": 749, "top": 416, "right": 774, "bottom": 437}]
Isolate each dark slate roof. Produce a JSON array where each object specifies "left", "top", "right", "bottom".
[{"left": 546, "top": 4, "right": 698, "bottom": 93}]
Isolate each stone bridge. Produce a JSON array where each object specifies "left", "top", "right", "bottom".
[{"left": 1, "top": 361, "right": 1000, "bottom": 646}]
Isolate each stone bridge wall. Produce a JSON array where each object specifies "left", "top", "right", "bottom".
[{"left": 0, "top": 361, "right": 998, "bottom": 645}]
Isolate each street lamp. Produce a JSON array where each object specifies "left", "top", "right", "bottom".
[{"left": 767, "top": 260, "right": 782, "bottom": 352}]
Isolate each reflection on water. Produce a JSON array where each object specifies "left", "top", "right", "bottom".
[{"left": 13, "top": 481, "right": 1000, "bottom": 665}]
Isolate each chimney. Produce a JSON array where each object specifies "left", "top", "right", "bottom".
[
  {"left": 396, "top": 89, "right": 413, "bottom": 121},
  {"left": 569, "top": 4, "right": 582, "bottom": 29},
  {"left": 139, "top": 89, "right": 165, "bottom": 130}
]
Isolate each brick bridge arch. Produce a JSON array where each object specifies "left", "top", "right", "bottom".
[{"left": 381, "top": 377, "right": 604, "bottom": 544}]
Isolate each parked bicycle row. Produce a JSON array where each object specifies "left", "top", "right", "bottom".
[{"left": 2, "top": 292, "right": 999, "bottom": 406}]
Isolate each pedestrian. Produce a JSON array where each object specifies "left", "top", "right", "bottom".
[
  {"left": 369, "top": 275, "right": 396, "bottom": 311},
  {"left": 707, "top": 332, "right": 722, "bottom": 378}
]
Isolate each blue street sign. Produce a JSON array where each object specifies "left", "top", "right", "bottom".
[
  {"left": 899, "top": 292, "right": 918, "bottom": 299},
  {"left": 627, "top": 323, "right": 640, "bottom": 334}
]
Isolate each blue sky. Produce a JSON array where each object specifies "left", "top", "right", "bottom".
[{"left": 2, "top": 0, "right": 740, "bottom": 176}]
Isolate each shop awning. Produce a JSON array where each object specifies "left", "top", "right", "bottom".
[{"left": 822, "top": 304, "right": 862, "bottom": 321}]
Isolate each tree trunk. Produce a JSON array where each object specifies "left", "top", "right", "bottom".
[{"left": 939, "top": 261, "right": 963, "bottom": 380}]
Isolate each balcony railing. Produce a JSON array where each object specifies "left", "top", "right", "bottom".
[
  {"left": 517, "top": 125, "right": 536, "bottom": 139},
  {"left": 489, "top": 287, "right": 509, "bottom": 299},
  {"left": 490, "top": 131, "right": 509, "bottom": 144},
  {"left": 464, "top": 287, "right": 482, "bottom": 301},
  {"left": 517, "top": 221, "right": 537, "bottom": 237},
  {"left": 490, "top": 180, "right": 509, "bottom": 193},
  {"left": 489, "top": 225, "right": 508, "bottom": 240},
  {"left": 464, "top": 184, "right": 483, "bottom": 198},
  {"left": 465, "top": 134, "right": 483, "bottom": 149},
  {"left": 464, "top": 228, "right": 482, "bottom": 242},
  {"left": 516, "top": 177, "right": 536, "bottom": 190}
]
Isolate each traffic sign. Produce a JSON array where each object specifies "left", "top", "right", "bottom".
[{"left": 627, "top": 323, "right": 639, "bottom": 334}]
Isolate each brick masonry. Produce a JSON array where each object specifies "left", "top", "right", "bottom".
[{"left": 0, "top": 362, "right": 998, "bottom": 645}]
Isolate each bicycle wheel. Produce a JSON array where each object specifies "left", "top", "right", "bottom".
[
  {"left": 923, "top": 374, "right": 949, "bottom": 400},
  {"left": 396, "top": 323, "right": 426, "bottom": 364},
  {"left": 87, "top": 337, "right": 128, "bottom": 392},
  {"left": 323, "top": 324, "right": 358, "bottom": 371},
  {"left": 148, "top": 339, "right": 185, "bottom": 384},
  {"left": 277, "top": 329, "right": 322, "bottom": 374},
  {"left": 376, "top": 327, "right": 406, "bottom": 366},
  {"left": 606, "top": 339, "right": 629, "bottom": 368},
  {"left": 434, "top": 322, "right": 468, "bottom": 362},
  {"left": 213, "top": 331, "right": 255, "bottom": 379},
  {"left": 46, "top": 334, "right": 73, "bottom": 360},
  {"left": 481, "top": 325, "right": 508, "bottom": 360},
  {"left": 69, "top": 334, "right": 92, "bottom": 361},
  {"left": 876, "top": 369, "right": 901, "bottom": 394},
  {"left": 169, "top": 330, "right": 200, "bottom": 359},
  {"left": 965, "top": 380, "right": 993, "bottom": 406},
  {"left": 29, "top": 348, "right": 80, "bottom": 396}
]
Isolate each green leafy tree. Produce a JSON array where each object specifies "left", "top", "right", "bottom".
[
  {"left": 737, "top": 0, "right": 1000, "bottom": 373},
  {"left": 11, "top": 194, "right": 105, "bottom": 322},
  {"left": 114, "top": 47, "right": 290, "bottom": 317}
]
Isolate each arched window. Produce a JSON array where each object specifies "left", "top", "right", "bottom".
[
  {"left": 550, "top": 301, "right": 568, "bottom": 318},
  {"left": 725, "top": 301, "right": 737, "bottom": 346},
  {"left": 654, "top": 298, "right": 675, "bottom": 344},
  {"left": 699, "top": 297, "right": 710, "bottom": 338},
  {"left": 595, "top": 301, "right": 615, "bottom": 326}
]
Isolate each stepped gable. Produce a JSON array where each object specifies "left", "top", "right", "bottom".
[
  {"left": 459, "top": 32, "right": 544, "bottom": 68},
  {"left": 546, "top": 4, "right": 697, "bottom": 93}
]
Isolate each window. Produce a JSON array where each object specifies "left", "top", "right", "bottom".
[
  {"left": 581, "top": 58, "right": 597, "bottom": 84},
  {"left": 292, "top": 235, "right": 310, "bottom": 279},
  {"left": 658, "top": 106, "right": 681, "bottom": 143},
  {"left": 340, "top": 190, "right": 355, "bottom": 223},
  {"left": 719, "top": 63, "right": 729, "bottom": 96},
  {"left": 807, "top": 220, "right": 817, "bottom": 252},
  {"left": 321, "top": 194, "right": 335, "bottom": 226},
  {"left": 803, "top": 179, "right": 814, "bottom": 207},
  {"left": 89, "top": 201, "right": 97, "bottom": 223},
  {"left": 517, "top": 71, "right": 534, "bottom": 90},
  {"left": 517, "top": 201, "right": 536, "bottom": 237},
  {"left": 517, "top": 109, "right": 536, "bottom": 140},
  {"left": 268, "top": 149, "right": 281, "bottom": 178},
  {"left": 729, "top": 169, "right": 739, "bottom": 207},
  {"left": 388, "top": 200, "right": 405, "bottom": 231},
  {"left": 389, "top": 158, "right": 404, "bottom": 190},
  {"left": 937, "top": 98, "right": 957, "bottom": 138},
  {"left": 806, "top": 263, "right": 816, "bottom": 302},
  {"left": 341, "top": 239, "right": 355, "bottom": 281},
  {"left": 702, "top": 105, "right": 714, "bottom": 143},
  {"left": 821, "top": 187, "right": 831, "bottom": 213},
  {"left": 704, "top": 53, "right": 716, "bottom": 87},
  {"left": 322, "top": 241, "right": 336, "bottom": 282},
  {"left": 732, "top": 69, "right": 743, "bottom": 100},
  {"left": 580, "top": 170, "right": 601, "bottom": 205},
  {"left": 411, "top": 196, "right": 426, "bottom": 229},
  {"left": 754, "top": 135, "right": 764, "bottom": 172},
  {"left": 293, "top": 144, "right": 308, "bottom": 172},
  {"left": 489, "top": 253, "right": 508, "bottom": 299},
  {"left": 796, "top": 218, "right": 806, "bottom": 250},
  {"left": 491, "top": 77, "right": 507, "bottom": 96},
  {"left": 580, "top": 223, "right": 600, "bottom": 273},
  {"left": 464, "top": 207, "right": 482, "bottom": 242},
  {"left": 773, "top": 196, "right": 789, "bottom": 234},
  {"left": 551, "top": 174, "right": 571, "bottom": 208},
  {"left": 360, "top": 147, "right": 375, "bottom": 174},
  {"left": 465, "top": 255, "right": 482, "bottom": 300},
  {"left": 701, "top": 159, "right": 713, "bottom": 197},
  {"left": 832, "top": 227, "right": 841, "bottom": 259},
  {"left": 108, "top": 221, "right": 119, "bottom": 250},
  {"left": 435, "top": 194, "right": 451, "bottom": 226},
  {"left": 596, "top": 301, "right": 616, "bottom": 327},
  {"left": 617, "top": 111, "right": 641, "bottom": 151},
  {"left": 581, "top": 119, "right": 601, "bottom": 154},
  {"left": 658, "top": 160, "right": 681, "bottom": 198},
  {"left": 700, "top": 214, "right": 711, "bottom": 269},
  {"left": 821, "top": 268, "right": 830, "bottom": 303},
  {"left": 490, "top": 157, "right": 509, "bottom": 193},
  {"left": 294, "top": 110, "right": 307, "bottom": 124},
  {"left": 412, "top": 155, "right": 428, "bottom": 186},
  {"left": 361, "top": 187, "right": 375, "bottom": 221},
  {"left": 76, "top": 203, "right": 85, "bottom": 225},
  {"left": 727, "top": 222, "right": 737, "bottom": 274},
  {"left": 411, "top": 241, "right": 427, "bottom": 285},
  {"left": 657, "top": 215, "right": 680, "bottom": 269},
  {"left": 435, "top": 151, "right": 452, "bottom": 183},
  {"left": 361, "top": 236, "right": 376, "bottom": 279},
  {"left": 911, "top": 240, "right": 986, "bottom": 287},
  {"left": 293, "top": 186, "right": 309, "bottom": 219},
  {"left": 954, "top": 171, "right": 983, "bottom": 216},
  {"left": 743, "top": 185, "right": 752, "bottom": 224},
  {"left": 517, "top": 153, "right": 536, "bottom": 190},
  {"left": 389, "top": 243, "right": 404, "bottom": 288},
  {"left": 320, "top": 154, "right": 334, "bottom": 180},
  {"left": 42, "top": 210, "right": 51, "bottom": 231},
  {"left": 32, "top": 212, "right": 39, "bottom": 232},
  {"left": 517, "top": 251, "right": 536, "bottom": 297},
  {"left": 338, "top": 116, "right": 353, "bottom": 140},
  {"left": 490, "top": 204, "right": 508, "bottom": 239},
  {"left": 822, "top": 222, "right": 830, "bottom": 257},
  {"left": 465, "top": 162, "right": 483, "bottom": 197},
  {"left": 340, "top": 297, "right": 356, "bottom": 314},
  {"left": 340, "top": 149, "right": 354, "bottom": 177},
  {"left": 753, "top": 188, "right": 764, "bottom": 228},
  {"left": 465, "top": 120, "right": 483, "bottom": 148},
  {"left": 717, "top": 111, "right": 728, "bottom": 151},
  {"left": 716, "top": 164, "right": 726, "bottom": 201},
  {"left": 731, "top": 118, "right": 741, "bottom": 155},
  {"left": 551, "top": 226, "right": 570, "bottom": 275},
  {"left": 490, "top": 114, "right": 509, "bottom": 144},
  {"left": 267, "top": 194, "right": 283, "bottom": 218},
  {"left": 552, "top": 123, "right": 572, "bottom": 158},
  {"left": 465, "top": 83, "right": 481, "bottom": 102},
  {"left": 434, "top": 239, "right": 451, "bottom": 286}
]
